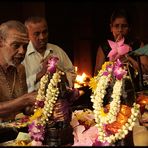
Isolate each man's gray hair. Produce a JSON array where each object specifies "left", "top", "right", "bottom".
[
  {"left": 24, "top": 16, "right": 47, "bottom": 28},
  {"left": 0, "top": 20, "right": 28, "bottom": 40}
]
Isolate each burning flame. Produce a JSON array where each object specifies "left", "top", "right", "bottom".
[
  {"left": 74, "top": 66, "right": 90, "bottom": 88},
  {"left": 74, "top": 72, "right": 90, "bottom": 88},
  {"left": 76, "top": 73, "right": 87, "bottom": 83}
]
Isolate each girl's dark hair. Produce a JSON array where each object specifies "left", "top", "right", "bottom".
[{"left": 110, "top": 8, "right": 131, "bottom": 27}]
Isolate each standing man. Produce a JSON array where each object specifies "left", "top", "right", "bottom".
[{"left": 22, "top": 16, "right": 76, "bottom": 93}]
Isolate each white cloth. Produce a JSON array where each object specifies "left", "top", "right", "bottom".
[{"left": 22, "top": 41, "right": 76, "bottom": 92}]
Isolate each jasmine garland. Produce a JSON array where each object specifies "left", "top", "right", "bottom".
[{"left": 90, "top": 59, "right": 140, "bottom": 144}]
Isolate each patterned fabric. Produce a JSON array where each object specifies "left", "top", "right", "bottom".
[{"left": 0, "top": 64, "right": 27, "bottom": 121}]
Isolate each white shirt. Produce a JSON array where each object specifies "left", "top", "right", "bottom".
[{"left": 22, "top": 41, "right": 76, "bottom": 92}]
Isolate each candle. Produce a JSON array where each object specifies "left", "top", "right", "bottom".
[{"left": 75, "top": 66, "right": 78, "bottom": 73}]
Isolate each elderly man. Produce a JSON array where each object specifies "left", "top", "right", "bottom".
[
  {"left": 0, "top": 20, "right": 37, "bottom": 142},
  {"left": 22, "top": 16, "right": 76, "bottom": 93}
]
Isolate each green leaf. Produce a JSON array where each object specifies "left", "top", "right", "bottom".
[{"left": 129, "top": 44, "right": 148, "bottom": 56}]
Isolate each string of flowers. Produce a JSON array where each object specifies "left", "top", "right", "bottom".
[
  {"left": 28, "top": 56, "right": 64, "bottom": 146},
  {"left": 90, "top": 59, "right": 140, "bottom": 144}
]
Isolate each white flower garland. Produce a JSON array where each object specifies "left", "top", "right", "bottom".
[
  {"left": 28, "top": 61, "right": 65, "bottom": 146},
  {"left": 92, "top": 74, "right": 122, "bottom": 124},
  {"left": 34, "top": 70, "right": 64, "bottom": 126},
  {"left": 34, "top": 74, "right": 48, "bottom": 109},
  {"left": 96, "top": 103, "right": 140, "bottom": 143},
  {"left": 90, "top": 62, "right": 140, "bottom": 144}
]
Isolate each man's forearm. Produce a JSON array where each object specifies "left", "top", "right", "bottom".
[{"left": 0, "top": 97, "right": 27, "bottom": 116}]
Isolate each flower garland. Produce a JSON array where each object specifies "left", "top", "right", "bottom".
[
  {"left": 28, "top": 56, "right": 64, "bottom": 146},
  {"left": 90, "top": 59, "right": 140, "bottom": 144}
]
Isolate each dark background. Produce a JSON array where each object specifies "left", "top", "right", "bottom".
[{"left": 0, "top": 0, "right": 148, "bottom": 76}]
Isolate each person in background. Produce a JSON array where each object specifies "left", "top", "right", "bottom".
[
  {"left": 94, "top": 8, "right": 148, "bottom": 146},
  {"left": 22, "top": 16, "right": 76, "bottom": 93},
  {"left": 0, "top": 20, "right": 36, "bottom": 142},
  {"left": 94, "top": 8, "right": 148, "bottom": 78}
]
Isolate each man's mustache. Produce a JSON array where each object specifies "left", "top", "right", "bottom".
[{"left": 14, "top": 55, "right": 25, "bottom": 61}]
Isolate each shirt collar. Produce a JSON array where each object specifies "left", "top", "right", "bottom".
[
  {"left": 26, "top": 41, "right": 53, "bottom": 56},
  {"left": 26, "top": 41, "right": 36, "bottom": 55}
]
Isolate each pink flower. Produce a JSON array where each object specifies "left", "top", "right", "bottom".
[
  {"left": 113, "top": 59, "right": 127, "bottom": 80},
  {"left": 93, "top": 140, "right": 110, "bottom": 146},
  {"left": 47, "top": 56, "right": 59, "bottom": 74},
  {"left": 103, "top": 71, "right": 110, "bottom": 76},
  {"left": 107, "top": 38, "right": 132, "bottom": 61},
  {"left": 36, "top": 100, "right": 44, "bottom": 108},
  {"left": 28, "top": 120, "right": 45, "bottom": 144},
  {"left": 113, "top": 66, "right": 127, "bottom": 80},
  {"left": 72, "top": 125, "right": 99, "bottom": 146},
  {"left": 20, "top": 116, "right": 29, "bottom": 123}
]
